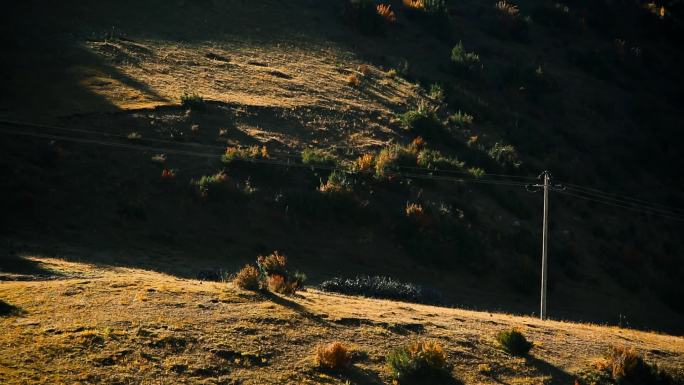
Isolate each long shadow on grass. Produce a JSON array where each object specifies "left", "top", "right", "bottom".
[
  {"left": 524, "top": 356, "right": 573, "bottom": 384},
  {"left": 485, "top": 356, "right": 572, "bottom": 385},
  {"left": 0, "top": 300, "right": 26, "bottom": 317},
  {"left": 0, "top": 254, "right": 61, "bottom": 279},
  {"left": 262, "top": 291, "right": 331, "bottom": 327}
]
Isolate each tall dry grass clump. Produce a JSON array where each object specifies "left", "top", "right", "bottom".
[
  {"left": 377, "top": 4, "right": 396, "bottom": 23},
  {"left": 403, "top": 0, "right": 425, "bottom": 10},
  {"left": 257, "top": 251, "right": 306, "bottom": 295},
  {"left": 233, "top": 264, "right": 261, "bottom": 291},
  {"left": 315, "top": 342, "right": 352, "bottom": 370}
]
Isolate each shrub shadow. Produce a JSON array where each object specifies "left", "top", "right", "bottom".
[
  {"left": 524, "top": 356, "right": 573, "bottom": 384},
  {"left": 261, "top": 291, "right": 330, "bottom": 326},
  {"left": 0, "top": 299, "right": 26, "bottom": 317},
  {"left": 0, "top": 254, "right": 61, "bottom": 279}
]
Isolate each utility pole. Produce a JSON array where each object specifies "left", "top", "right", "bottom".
[{"left": 527, "top": 171, "right": 564, "bottom": 320}]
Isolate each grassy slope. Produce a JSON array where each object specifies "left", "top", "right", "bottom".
[
  {"left": 0, "top": 257, "right": 682, "bottom": 385},
  {"left": 1, "top": 0, "right": 683, "bottom": 337}
]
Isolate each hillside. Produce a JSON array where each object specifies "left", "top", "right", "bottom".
[
  {"left": 1, "top": 0, "right": 683, "bottom": 354},
  {"left": 1, "top": 256, "right": 683, "bottom": 384}
]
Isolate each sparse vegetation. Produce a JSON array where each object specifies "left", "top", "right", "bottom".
[
  {"left": 398, "top": 104, "right": 442, "bottom": 137},
  {"left": 450, "top": 41, "right": 480, "bottom": 73},
  {"left": 191, "top": 171, "right": 229, "bottom": 200},
  {"left": 428, "top": 83, "right": 445, "bottom": 102},
  {"left": 256, "top": 251, "right": 306, "bottom": 295},
  {"left": 222, "top": 145, "right": 269, "bottom": 164},
  {"left": 180, "top": 92, "right": 205, "bottom": 109},
  {"left": 496, "top": 329, "right": 533, "bottom": 356},
  {"left": 448, "top": 110, "right": 473, "bottom": 128},
  {"left": 386, "top": 340, "right": 451, "bottom": 381},
  {"left": 576, "top": 346, "right": 681, "bottom": 385},
  {"left": 301, "top": 148, "right": 337, "bottom": 167},
  {"left": 488, "top": 142, "right": 521, "bottom": 168},
  {"left": 355, "top": 153, "right": 375, "bottom": 172},
  {"left": 319, "top": 170, "right": 353, "bottom": 194},
  {"left": 416, "top": 149, "right": 464, "bottom": 170},
  {"left": 347, "top": 73, "right": 362, "bottom": 87},
  {"left": 376, "top": 4, "right": 396, "bottom": 23},
  {"left": 233, "top": 264, "right": 261, "bottom": 291},
  {"left": 315, "top": 342, "right": 352, "bottom": 371},
  {"left": 127, "top": 132, "right": 142, "bottom": 141},
  {"left": 320, "top": 275, "right": 443, "bottom": 304}
]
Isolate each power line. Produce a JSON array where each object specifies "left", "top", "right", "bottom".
[
  {"left": 0, "top": 119, "right": 538, "bottom": 183},
  {"left": 2, "top": 123, "right": 682, "bottom": 221},
  {"left": 561, "top": 183, "right": 684, "bottom": 215},
  {"left": 557, "top": 190, "right": 684, "bottom": 222},
  {"left": 0, "top": 127, "right": 526, "bottom": 188}
]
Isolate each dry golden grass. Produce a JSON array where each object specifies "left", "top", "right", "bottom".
[{"left": 0, "top": 257, "right": 682, "bottom": 385}]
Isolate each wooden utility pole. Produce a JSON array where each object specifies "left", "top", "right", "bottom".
[
  {"left": 527, "top": 171, "right": 564, "bottom": 321},
  {"left": 540, "top": 171, "right": 549, "bottom": 320}
]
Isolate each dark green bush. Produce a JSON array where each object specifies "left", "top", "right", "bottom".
[
  {"left": 180, "top": 92, "right": 205, "bottom": 109},
  {"left": 496, "top": 329, "right": 533, "bottom": 356},
  {"left": 450, "top": 41, "right": 481, "bottom": 73},
  {"left": 320, "top": 275, "right": 443, "bottom": 305},
  {"left": 386, "top": 340, "right": 451, "bottom": 382},
  {"left": 301, "top": 148, "right": 337, "bottom": 167},
  {"left": 399, "top": 107, "right": 442, "bottom": 138}
]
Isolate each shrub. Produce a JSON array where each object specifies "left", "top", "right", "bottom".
[
  {"left": 347, "top": 73, "right": 362, "bottom": 87},
  {"left": 467, "top": 167, "right": 485, "bottom": 178},
  {"left": 403, "top": 0, "right": 424, "bottom": 10},
  {"left": 376, "top": 4, "right": 396, "bottom": 23},
  {"left": 428, "top": 83, "right": 445, "bottom": 102},
  {"left": 386, "top": 340, "right": 450, "bottom": 381},
  {"left": 180, "top": 92, "right": 205, "bottom": 109},
  {"left": 416, "top": 149, "right": 464, "bottom": 170},
  {"left": 450, "top": 41, "right": 480, "bottom": 72},
  {"left": 257, "top": 251, "right": 306, "bottom": 295},
  {"left": 192, "top": 171, "right": 229, "bottom": 200},
  {"left": 222, "top": 145, "right": 269, "bottom": 164},
  {"left": 301, "top": 148, "right": 337, "bottom": 167},
  {"left": 127, "top": 132, "right": 142, "bottom": 140},
  {"left": 576, "top": 346, "right": 680, "bottom": 385},
  {"left": 343, "top": 0, "right": 384, "bottom": 35},
  {"left": 488, "top": 142, "right": 521, "bottom": 168},
  {"left": 448, "top": 110, "right": 474, "bottom": 128},
  {"left": 491, "top": 0, "right": 531, "bottom": 42},
  {"left": 319, "top": 275, "right": 443, "bottom": 304},
  {"left": 496, "top": 329, "right": 533, "bottom": 356},
  {"left": 319, "top": 170, "right": 353, "bottom": 194},
  {"left": 257, "top": 251, "right": 288, "bottom": 277},
  {"left": 375, "top": 144, "right": 417, "bottom": 177},
  {"left": 315, "top": 342, "right": 352, "bottom": 370},
  {"left": 233, "top": 264, "right": 261, "bottom": 291},
  {"left": 398, "top": 104, "right": 442, "bottom": 137},
  {"left": 355, "top": 153, "right": 375, "bottom": 172},
  {"left": 161, "top": 168, "right": 176, "bottom": 180}
]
